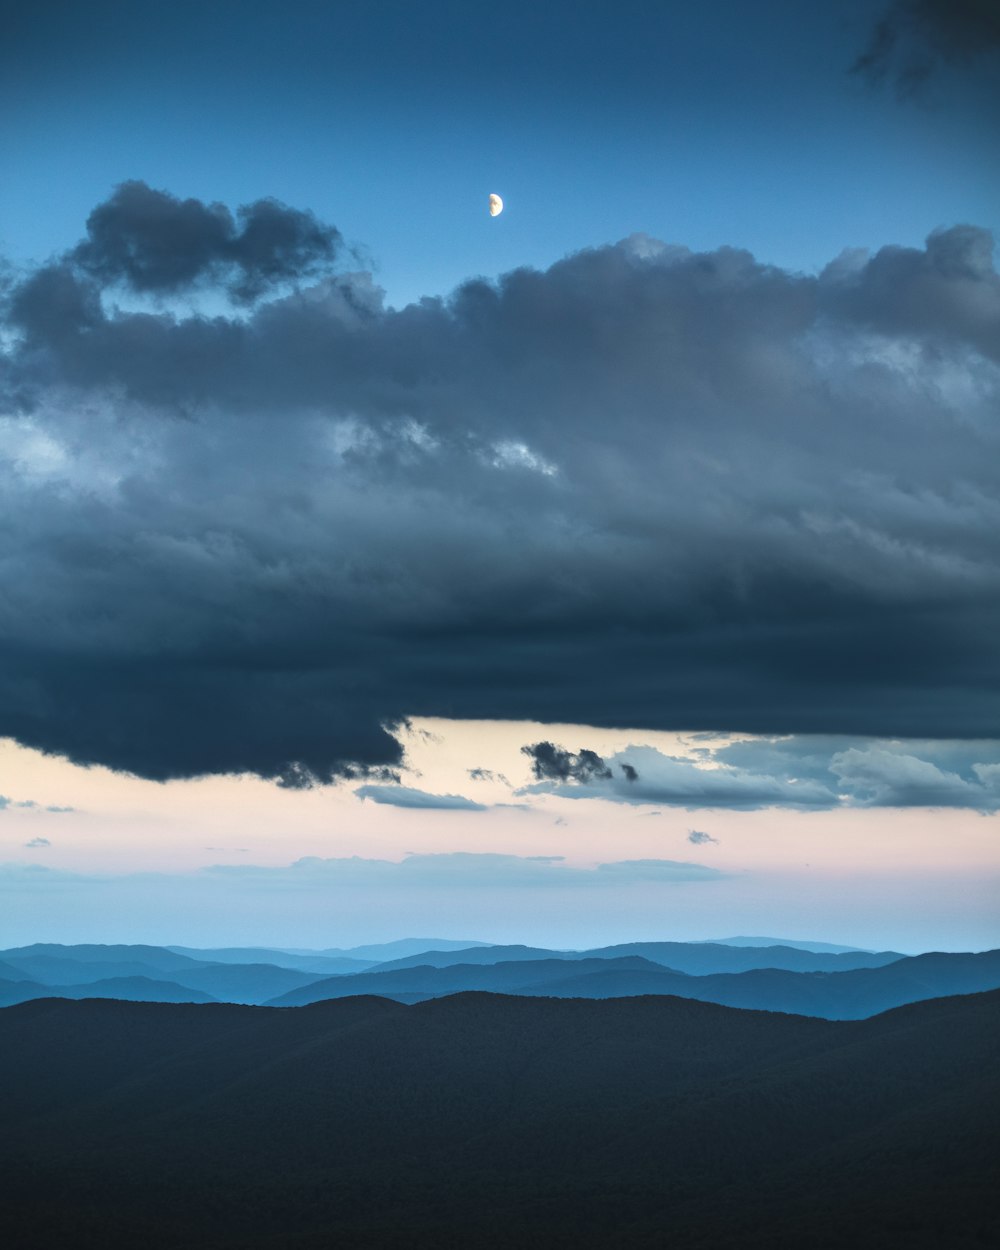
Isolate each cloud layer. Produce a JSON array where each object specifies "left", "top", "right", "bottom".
[
  {"left": 1, "top": 184, "right": 998, "bottom": 782},
  {"left": 519, "top": 737, "right": 1000, "bottom": 812}
]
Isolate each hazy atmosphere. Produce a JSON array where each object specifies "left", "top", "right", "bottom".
[{"left": 2, "top": 0, "right": 998, "bottom": 952}]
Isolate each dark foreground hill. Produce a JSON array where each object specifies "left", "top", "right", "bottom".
[{"left": 0, "top": 991, "right": 997, "bottom": 1249}]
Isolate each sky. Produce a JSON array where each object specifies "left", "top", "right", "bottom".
[{"left": 1, "top": 0, "right": 998, "bottom": 951}]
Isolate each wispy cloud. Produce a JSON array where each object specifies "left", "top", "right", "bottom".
[
  {"left": 355, "top": 785, "right": 486, "bottom": 811},
  {"left": 0, "top": 852, "right": 725, "bottom": 894}
]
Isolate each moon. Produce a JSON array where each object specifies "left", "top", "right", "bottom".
[{"left": 488, "top": 193, "right": 503, "bottom": 217}]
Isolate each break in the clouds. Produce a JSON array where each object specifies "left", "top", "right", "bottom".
[
  {"left": 519, "top": 737, "right": 1000, "bottom": 812},
  {"left": 1, "top": 184, "right": 999, "bottom": 784}
]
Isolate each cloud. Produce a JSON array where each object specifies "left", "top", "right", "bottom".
[
  {"left": 354, "top": 784, "right": 486, "bottom": 811},
  {"left": 70, "top": 181, "right": 343, "bottom": 304},
  {"left": 853, "top": 1, "right": 1000, "bottom": 96},
  {"left": 521, "top": 743, "right": 838, "bottom": 810},
  {"left": 522, "top": 742, "right": 613, "bottom": 783},
  {"left": 0, "top": 852, "right": 723, "bottom": 892},
  {"left": 519, "top": 737, "right": 1000, "bottom": 812},
  {"left": 24, "top": 836, "right": 50, "bottom": 848},
  {"left": 468, "top": 767, "right": 510, "bottom": 785},
  {"left": 1, "top": 193, "right": 999, "bottom": 784},
  {"left": 688, "top": 830, "right": 719, "bottom": 846},
  {"left": 828, "top": 745, "right": 1000, "bottom": 809},
  {"left": 0, "top": 796, "right": 74, "bottom": 813}
]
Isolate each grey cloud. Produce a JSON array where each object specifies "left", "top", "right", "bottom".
[
  {"left": 24, "top": 837, "right": 50, "bottom": 848},
  {"left": 522, "top": 737, "right": 1000, "bottom": 812},
  {"left": 829, "top": 745, "right": 1000, "bottom": 809},
  {"left": 1, "top": 196, "right": 999, "bottom": 785},
  {"left": 853, "top": 1, "right": 1000, "bottom": 95},
  {"left": 523, "top": 743, "right": 613, "bottom": 783},
  {"left": 354, "top": 784, "right": 486, "bottom": 811},
  {"left": 0, "top": 796, "right": 72, "bottom": 813},
  {"left": 688, "top": 830, "right": 719, "bottom": 846},
  {"left": 71, "top": 181, "right": 342, "bottom": 303},
  {"left": 522, "top": 745, "right": 838, "bottom": 811},
  {"left": 468, "top": 767, "right": 510, "bottom": 785}
]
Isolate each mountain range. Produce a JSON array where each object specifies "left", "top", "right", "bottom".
[{"left": 3, "top": 938, "right": 998, "bottom": 1018}]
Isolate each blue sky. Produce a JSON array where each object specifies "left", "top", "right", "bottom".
[
  {"left": 2, "top": 0, "right": 997, "bottom": 305},
  {"left": 1, "top": 1, "right": 998, "bottom": 950}
]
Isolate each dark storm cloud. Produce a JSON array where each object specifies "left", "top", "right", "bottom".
[
  {"left": 69, "top": 181, "right": 342, "bottom": 303},
  {"left": 0, "top": 190, "right": 998, "bottom": 784},
  {"left": 854, "top": 1, "right": 1000, "bottom": 95}
]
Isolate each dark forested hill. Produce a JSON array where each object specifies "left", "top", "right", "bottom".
[{"left": 0, "top": 990, "right": 996, "bottom": 1249}]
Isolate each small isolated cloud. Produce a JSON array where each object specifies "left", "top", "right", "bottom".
[
  {"left": 354, "top": 784, "right": 486, "bottom": 811},
  {"left": 688, "top": 829, "right": 719, "bottom": 846},
  {"left": 593, "top": 859, "right": 722, "bottom": 883},
  {"left": 522, "top": 742, "right": 613, "bottom": 783},
  {"left": 468, "top": 767, "right": 510, "bottom": 786},
  {"left": 0, "top": 796, "right": 74, "bottom": 813},
  {"left": 24, "top": 837, "right": 51, "bottom": 849}
]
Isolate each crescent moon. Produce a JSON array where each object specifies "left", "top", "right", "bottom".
[{"left": 489, "top": 193, "right": 503, "bottom": 217}]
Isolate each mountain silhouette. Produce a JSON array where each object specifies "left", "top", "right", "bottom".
[
  {"left": 267, "top": 949, "right": 1000, "bottom": 1018},
  {"left": 373, "top": 940, "right": 903, "bottom": 975}
]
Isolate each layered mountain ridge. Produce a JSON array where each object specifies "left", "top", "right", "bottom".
[{"left": 2, "top": 936, "right": 999, "bottom": 1018}]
